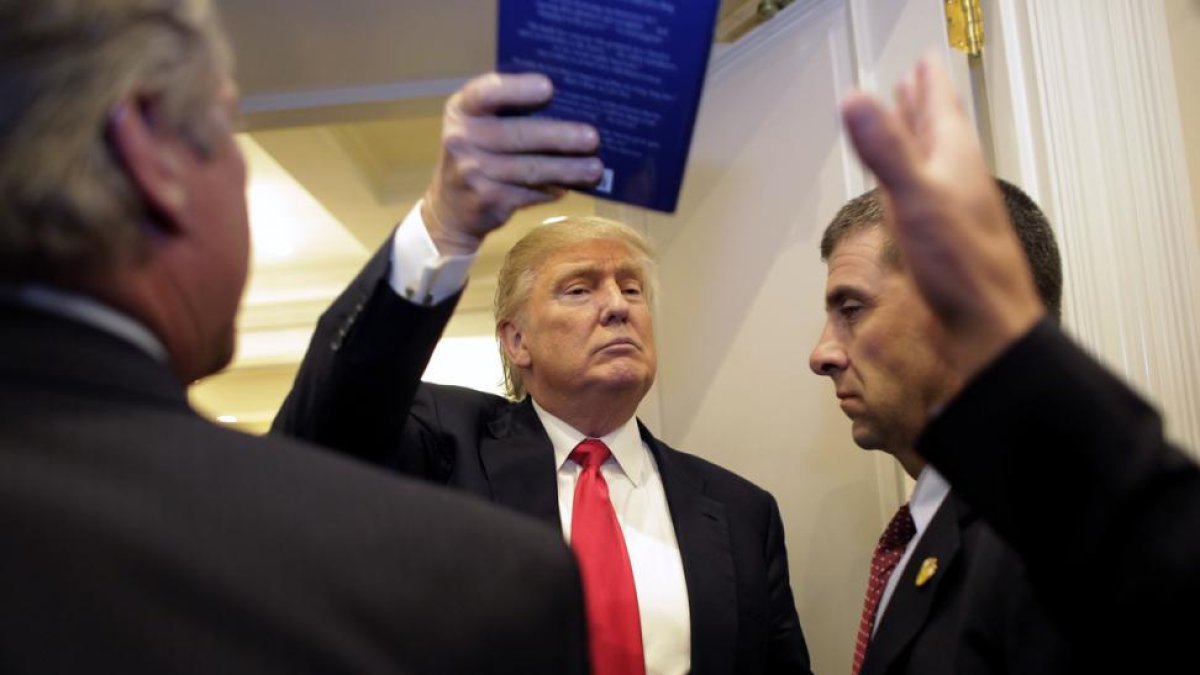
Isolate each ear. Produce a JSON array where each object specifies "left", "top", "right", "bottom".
[
  {"left": 498, "top": 320, "right": 532, "bottom": 368},
  {"left": 107, "top": 96, "right": 190, "bottom": 233}
]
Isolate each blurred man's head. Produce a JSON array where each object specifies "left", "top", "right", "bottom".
[
  {"left": 0, "top": 0, "right": 249, "bottom": 382},
  {"left": 809, "top": 180, "right": 1062, "bottom": 471},
  {"left": 495, "top": 217, "right": 658, "bottom": 428}
]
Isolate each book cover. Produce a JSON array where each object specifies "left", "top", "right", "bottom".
[{"left": 497, "top": 0, "right": 721, "bottom": 213}]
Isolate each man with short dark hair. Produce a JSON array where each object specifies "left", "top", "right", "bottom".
[
  {"left": 0, "top": 1, "right": 586, "bottom": 672},
  {"left": 810, "top": 180, "right": 1072, "bottom": 674},
  {"left": 838, "top": 53, "right": 1200, "bottom": 673}
]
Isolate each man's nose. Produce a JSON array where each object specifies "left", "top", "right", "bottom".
[
  {"left": 809, "top": 323, "right": 847, "bottom": 376},
  {"left": 600, "top": 281, "right": 631, "bottom": 325}
]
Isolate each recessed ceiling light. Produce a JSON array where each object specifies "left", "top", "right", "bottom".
[
  {"left": 217, "top": 415, "right": 239, "bottom": 424},
  {"left": 542, "top": 216, "right": 568, "bottom": 225}
]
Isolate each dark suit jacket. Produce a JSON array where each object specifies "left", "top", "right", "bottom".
[
  {"left": 860, "top": 492, "right": 1072, "bottom": 675},
  {"left": 0, "top": 302, "right": 587, "bottom": 674},
  {"left": 275, "top": 241, "right": 813, "bottom": 675},
  {"left": 918, "top": 319, "right": 1200, "bottom": 672}
]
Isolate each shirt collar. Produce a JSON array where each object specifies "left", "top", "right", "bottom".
[
  {"left": 531, "top": 399, "right": 649, "bottom": 487},
  {"left": 3, "top": 284, "right": 168, "bottom": 363},
  {"left": 909, "top": 465, "right": 951, "bottom": 536}
]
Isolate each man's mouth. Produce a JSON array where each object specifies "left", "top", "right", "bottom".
[{"left": 597, "top": 337, "right": 638, "bottom": 353}]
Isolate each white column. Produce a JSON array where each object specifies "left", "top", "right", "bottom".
[{"left": 986, "top": 0, "right": 1200, "bottom": 452}]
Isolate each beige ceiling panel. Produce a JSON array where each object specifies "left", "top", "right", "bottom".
[
  {"left": 216, "top": 0, "right": 495, "bottom": 97},
  {"left": 190, "top": 363, "right": 301, "bottom": 434},
  {"left": 250, "top": 126, "right": 411, "bottom": 250}
]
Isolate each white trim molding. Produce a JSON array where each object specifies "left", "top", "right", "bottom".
[{"left": 988, "top": 0, "right": 1200, "bottom": 452}]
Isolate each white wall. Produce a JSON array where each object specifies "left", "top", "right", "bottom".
[
  {"left": 613, "top": 0, "right": 1200, "bottom": 670},
  {"left": 607, "top": 0, "right": 956, "bottom": 670},
  {"left": 1165, "top": 0, "right": 1200, "bottom": 243}
]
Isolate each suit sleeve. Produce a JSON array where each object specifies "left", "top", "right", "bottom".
[
  {"left": 763, "top": 495, "right": 814, "bottom": 675},
  {"left": 916, "top": 319, "right": 1200, "bottom": 668},
  {"left": 271, "top": 238, "right": 459, "bottom": 474}
]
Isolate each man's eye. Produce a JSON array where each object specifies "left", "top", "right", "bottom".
[
  {"left": 565, "top": 286, "right": 589, "bottom": 296},
  {"left": 838, "top": 302, "right": 864, "bottom": 320},
  {"left": 623, "top": 285, "right": 643, "bottom": 296}
]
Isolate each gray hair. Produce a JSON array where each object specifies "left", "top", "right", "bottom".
[
  {"left": 494, "top": 216, "right": 658, "bottom": 400},
  {"left": 0, "top": 0, "right": 233, "bottom": 284}
]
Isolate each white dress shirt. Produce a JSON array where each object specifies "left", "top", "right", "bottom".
[
  {"left": 874, "top": 465, "right": 951, "bottom": 634},
  {"left": 533, "top": 401, "right": 691, "bottom": 675},
  {"left": 386, "top": 204, "right": 692, "bottom": 674},
  {"left": 388, "top": 201, "right": 476, "bottom": 304}
]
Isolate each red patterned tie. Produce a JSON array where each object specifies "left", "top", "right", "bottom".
[
  {"left": 851, "top": 503, "right": 916, "bottom": 675},
  {"left": 569, "top": 439, "right": 646, "bottom": 675}
]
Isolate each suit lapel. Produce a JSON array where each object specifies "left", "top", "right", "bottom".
[
  {"left": 643, "top": 425, "right": 738, "bottom": 675},
  {"left": 479, "top": 398, "right": 562, "bottom": 529},
  {"left": 478, "top": 413, "right": 740, "bottom": 671},
  {"left": 861, "top": 494, "right": 965, "bottom": 675}
]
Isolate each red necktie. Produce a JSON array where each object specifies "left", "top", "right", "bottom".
[
  {"left": 851, "top": 503, "right": 916, "bottom": 675},
  {"left": 569, "top": 439, "right": 646, "bottom": 675}
]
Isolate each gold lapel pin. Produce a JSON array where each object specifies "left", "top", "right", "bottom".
[{"left": 915, "top": 556, "right": 939, "bottom": 587}]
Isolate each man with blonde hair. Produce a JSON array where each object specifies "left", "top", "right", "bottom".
[
  {"left": 277, "top": 74, "right": 813, "bottom": 675},
  {"left": 0, "top": 1, "right": 588, "bottom": 671}
]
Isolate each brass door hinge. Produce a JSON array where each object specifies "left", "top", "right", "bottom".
[{"left": 945, "top": 0, "right": 985, "bottom": 56}]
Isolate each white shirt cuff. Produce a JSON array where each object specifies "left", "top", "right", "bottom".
[{"left": 389, "top": 200, "right": 476, "bottom": 306}]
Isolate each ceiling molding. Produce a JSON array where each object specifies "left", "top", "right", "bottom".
[
  {"left": 239, "top": 78, "right": 465, "bottom": 131},
  {"left": 710, "top": 0, "right": 840, "bottom": 79},
  {"left": 717, "top": 0, "right": 766, "bottom": 42},
  {"left": 250, "top": 126, "right": 409, "bottom": 249}
]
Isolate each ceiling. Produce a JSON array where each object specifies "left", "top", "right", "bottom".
[{"left": 191, "top": 0, "right": 770, "bottom": 432}]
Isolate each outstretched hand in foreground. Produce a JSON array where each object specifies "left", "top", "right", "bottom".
[{"left": 840, "top": 54, "right": 1045, "bottom": 380}]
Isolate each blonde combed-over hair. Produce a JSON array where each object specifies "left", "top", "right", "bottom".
[{"left": 494, "top": 216, "right": 658, "bottom": 400}]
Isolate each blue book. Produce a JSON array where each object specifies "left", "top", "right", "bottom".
[{"left": 497, "top": 0, "right": 721, "bottom": 213}]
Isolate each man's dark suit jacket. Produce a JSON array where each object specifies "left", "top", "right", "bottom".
[
  {"left": 917, "top": 320, "right": 1200, "bottom": 672},
  {"left": 860, "top": 492, "right": 1071, "bottom": 675},
  {"left": 274, "top": 241, "right": 813, "bottom": 675},
  {"left": 0, "top": 302, "right": 587, "bottom": 674}
]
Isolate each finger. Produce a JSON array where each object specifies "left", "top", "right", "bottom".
[
  {"left": 454, "top": 72, "right": 554, "bottom": 117},
  {"left": 920, "top": 52, "right": 960, "bottom": 116},
  {"left": 460, "top": 116, "right": 599, "bottom": 155},
  {"left": 479, "top": 153, "right": 605, "bottom": 188},
  {"left": 895, "top": 71, "right": 921, "bottom": 149},
  {"left": 917, "top": 54, "right": 976, "bottom": 148},
  {"left": 841, "top": 91, "right": 921, "bottom": 193},
  {"left": 480, "top": 183, "right": 569, "bottom": 224},
  {"left": 520, "top": 184, "right": 568, "bottom": 206},
  {"left": 910, "top": 55, "right": 936, "bottom": 152}
]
